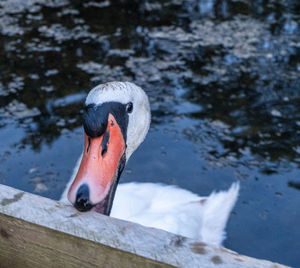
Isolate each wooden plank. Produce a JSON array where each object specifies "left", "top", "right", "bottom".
[
  {"left": 0, "top": 184, "right": 288, "bottom": 268},
  {"left": 0, "top": 213, "right": 170, "bottom": 268}
]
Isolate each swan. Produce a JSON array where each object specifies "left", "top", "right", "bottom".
[{"left": 60, "top": 81, "right": 239, "bottom": 246}]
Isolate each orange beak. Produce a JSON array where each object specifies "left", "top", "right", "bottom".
[{"left": 67, "top": 114, "right": 126, "bottom": 214}]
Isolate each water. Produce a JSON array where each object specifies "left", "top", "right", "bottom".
[{"left": 0, "top": 0, "right": 299, "bottom": 266}]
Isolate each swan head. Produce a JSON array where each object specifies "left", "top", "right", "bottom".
[{"left": 67, "top": 82, "right": 150, "bottom": 215}]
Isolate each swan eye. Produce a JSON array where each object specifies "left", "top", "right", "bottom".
[{"left": 126, "top": 102, "right": 133, "bottom": 113}]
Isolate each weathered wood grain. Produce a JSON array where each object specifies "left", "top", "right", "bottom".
[
  {"left": 0, "top": 184, "right": 288, "bottom": 268},
  {"left": 0, "top": 213, "right": 170, "bottom": 268}
]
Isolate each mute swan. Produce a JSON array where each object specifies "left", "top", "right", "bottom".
[{"left": 60, "top": 81, "right": 239, "bottom": 246}]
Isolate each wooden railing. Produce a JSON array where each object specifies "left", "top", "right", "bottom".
[{"left": 0, "top": 184, "right": 288, "bottom": 267}]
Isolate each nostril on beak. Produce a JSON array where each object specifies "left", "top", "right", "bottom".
[{"left": 74, "top": 184, "right": 93, "bottom": 212}]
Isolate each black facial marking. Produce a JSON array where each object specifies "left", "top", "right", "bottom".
[
  {"left": 83, "top": 102, "right": 129, "bottom": 142},
  {"left": 118, "top": 153, "right": 126, "bottom": 175},
  {"left": 83, "top": 104, "right": 108, "bottom": 138},
  {"left": 103, "top": 153, "right": 127, "bottom": 216},
  {"left": 87, "top": 137, "right": 91, "bottom": 153},
  {"left": 74, "top": 184, "right": 94, "bottom": 212},
  {"left": 101, "top": 131, "right": 110, "bottom": 156}
]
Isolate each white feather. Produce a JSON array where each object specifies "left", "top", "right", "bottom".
[{"left": 110, "top": 182, "right": 239, "bottom": 245}]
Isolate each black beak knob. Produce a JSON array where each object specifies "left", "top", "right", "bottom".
[{"left": 74, "top": 184, "right": 93, "bottom": 212}]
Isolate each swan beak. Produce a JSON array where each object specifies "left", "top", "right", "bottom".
[{"left": 67, "top": 114, "right": 126, "bottom": 214}]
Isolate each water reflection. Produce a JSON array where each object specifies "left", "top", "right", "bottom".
[{"left": 0, "top": 0, "right": 299, "bottom": 266}]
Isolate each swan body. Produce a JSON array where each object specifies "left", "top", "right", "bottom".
[
  {"left": 60, "top": 81, "right": 239, "bottom": 246},
  {"left": 111, "top": 182, "right": 239, "bottom": 245}
]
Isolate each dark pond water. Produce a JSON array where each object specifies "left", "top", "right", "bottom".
[{"left": 0, "top": 0, "right": 299, "bottom": 266}]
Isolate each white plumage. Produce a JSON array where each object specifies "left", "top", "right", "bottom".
[
  {"left": 60, "top": 81, "right": 239, "bottom": 246},
  {"left": 112, "top": 182, "right": 239, "bottom": 245}
]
